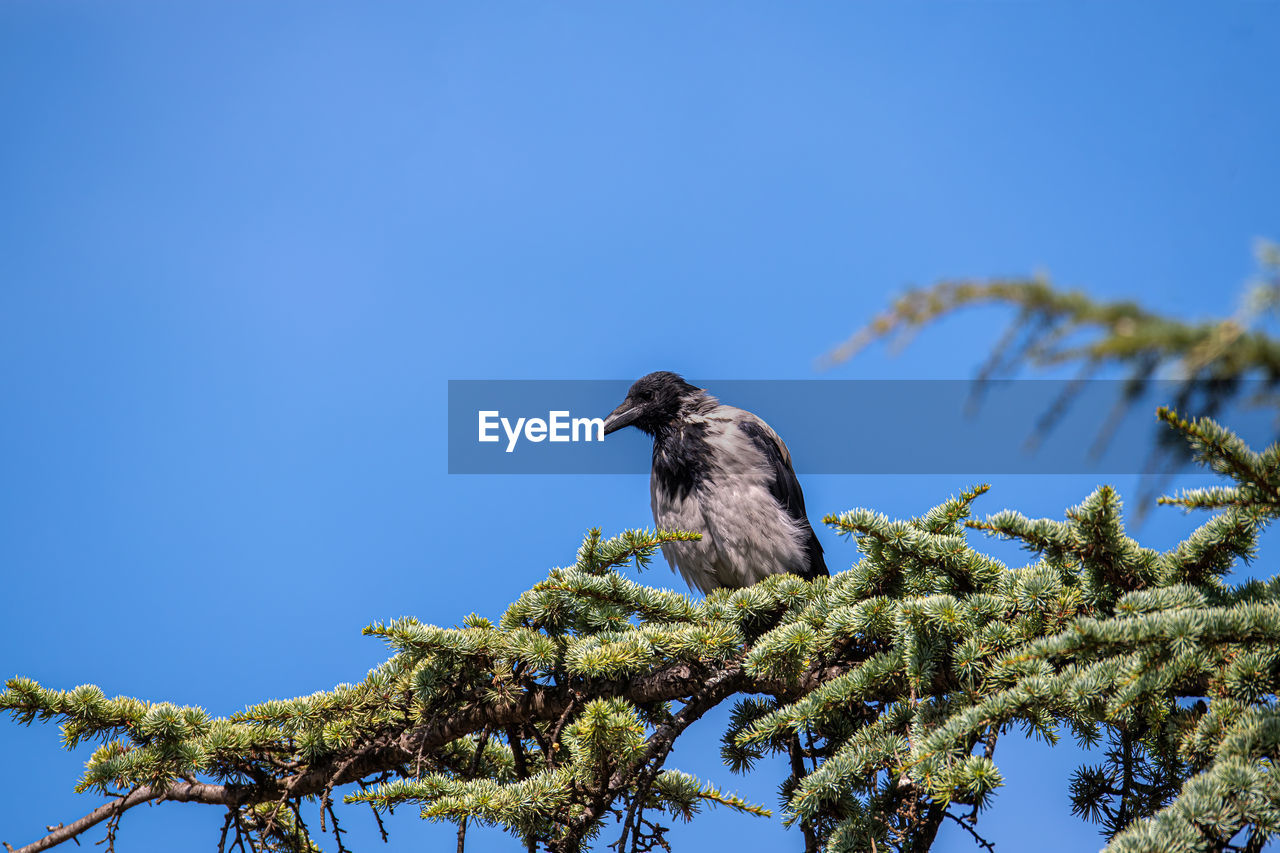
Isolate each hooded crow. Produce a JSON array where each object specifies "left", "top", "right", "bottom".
[{"left": 603, "top": 371, "right": 827, "bottom": 594}]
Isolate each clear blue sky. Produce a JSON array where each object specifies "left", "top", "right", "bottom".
[{"left": 2, "top": 3, "right": 1277, "bottom": 851}]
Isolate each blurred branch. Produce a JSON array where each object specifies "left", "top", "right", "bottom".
[{"left": 823, "top": 240, "right": 1280, "bottom": 383}]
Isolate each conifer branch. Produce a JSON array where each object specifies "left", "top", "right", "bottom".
[
  {"left": 9, "top": 415, "right": 1280, "bottom": 852},
  {"left": 827, "top": 242, "right": 1280, "bottom": 383}
]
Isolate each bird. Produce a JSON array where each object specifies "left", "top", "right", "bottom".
[{"left": 603, "top": 371, "right": 827, "bottom": 594}]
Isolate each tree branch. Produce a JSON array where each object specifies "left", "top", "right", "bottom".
[
  {"left": 10, "top": 782, "right": 238, "bottom": 853},
  {"left": 8, "top": 657, "right": 811, "bottom": 853}
]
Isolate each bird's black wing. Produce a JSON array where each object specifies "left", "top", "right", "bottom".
[{"left": 737, "top": 418, "right": 828, "bottom": 578}]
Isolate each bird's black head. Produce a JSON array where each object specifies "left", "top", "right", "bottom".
[{"left": 603, "top": 371, "right": 704, "bottom": 437}]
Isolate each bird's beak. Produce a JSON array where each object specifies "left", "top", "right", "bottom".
[{"left": 603, "top": 400, "right": 640, "bottom": 435}]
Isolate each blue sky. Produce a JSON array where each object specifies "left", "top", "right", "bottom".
[{"left": 1, "top": 3, "right": 1278, "bottom": 851}]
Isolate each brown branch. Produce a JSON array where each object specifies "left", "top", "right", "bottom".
[
  {"left": 10, "top": 657, "right": 784, "bottom": 853},
  {"left": 11, "top": 782, "right": 239, "bottom": 853},
  {"left": 605, "top": 666, "right": 744, "bottom": 853},
  {"left": 911, "top": 802, "right": 948, "bottom": 853},
  {"left": 789, "top": 736, "right": 818, "bottom": 853},
  {"left": 944, "top": 810, "right": 995, "bottom": 853},
  {"left": 216, "top": 808, "right": 234, "bottom": 853}
]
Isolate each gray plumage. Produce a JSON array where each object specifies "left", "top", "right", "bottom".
[{"left": 603, "top": 371, "right": 827, "bottom": 594}]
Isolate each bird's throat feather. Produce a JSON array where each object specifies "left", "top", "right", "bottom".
[{"left": 651, "top": 421, "right": 714, "bottom": 502}]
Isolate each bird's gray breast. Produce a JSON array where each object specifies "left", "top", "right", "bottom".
[{"left": 649, "top": 409, "right": 808, "bottom": 594}]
